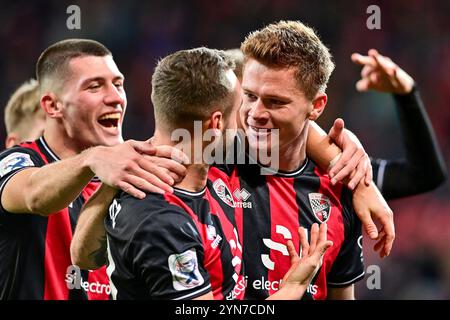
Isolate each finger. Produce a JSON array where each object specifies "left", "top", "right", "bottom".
[
  {"left": 383, "top": 225, "right": 395, "bottom": 257},
  {"left": 128, "top": 140, "right": 157, "bottom": 156},
  {"left": 309, "top": 223, "right": 319, "bottom": 254},
  {"left": 137, "top": 158, "right": 176, "bottom": 186},
  {"left": 356, "top": 78, "right": 371, "bottom": 92},
  {"left": 286, "top": 240, "right": 299, "bottom": 264},
  {"left": 298, "top": 227, "right": 309, "bottom": 258},
  {"left": 358, "top": 210, "right": 379, "bottom": 240},
  {"left": 154, "top": 145, "right": 190, "bottom": 164},
  {"left": 313, "top": 240, "right": 333, "bottom": 258},
  {"left": 330, "top": 148, "right": 361, "bottom": 185},
  {"left": 369, "top": 49, "right": 397, "bottom": 78},
  {"left": 351, "top": 53, "right": 376, "bottom": 67},
  {"left": 361, "top": 65, "right": 374, "bottom": 78},
  {"left": 328, "top": 118, "right": 345, "bottom": 142},
  {"left": 143, "top": 155, "right": 187, "bottom": 179},
  {"left": 318, "top": 222, "right": 328, "bottom": 244},
  {"left": 364, "top": 157, "right": 373, "bottom": 185},
  {"left": 125, "top": 173, "right": 169, "bottom": 195},
  {"left": 347, "top": 152, "right": 368, "bottom": 190},
  {"left": 116, "top": 181, "right": 147, "bottom": 199},
  {"left": 127, "top": 167, "right": 173, "bottom": 193},
  {"left": 329, "top": 134, "right": 358, "bottom": 180}
]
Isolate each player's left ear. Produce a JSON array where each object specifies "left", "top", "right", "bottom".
[{"left": 308, "top": 93, "right": 327, "bottom": 121}]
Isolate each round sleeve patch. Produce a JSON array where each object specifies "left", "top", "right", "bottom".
[{"left": 0, "top": 152, "right": 36, "bottom": 178}]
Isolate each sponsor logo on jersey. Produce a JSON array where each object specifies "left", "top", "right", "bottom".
[
  {"left": 109, "top": 199, "right": 122, "bottom": 229},
  {"left": 168, "top": 249, "right": 204, "bottom": 291},
  {"left": 0, "top": 152, "right": 35, "bottom": 177},
  {"left": 212, "top": 178, "right": 235, "bottom": 208},
  {"left": 308, "top": 193, "right": 331, "bottom": 223},
  {"left": 232, "top": 188, "right": 253, "bottom": 208}
]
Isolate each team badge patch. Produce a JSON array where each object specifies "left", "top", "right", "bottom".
[
  {"left": 168, "top": 249, "right": 204, "bottom": 291},
  {"left": 308, "top": 193, "right": 331, "bottom": 223},
  {"left": 212, "top": 178, "right": 235, "bottom": 208},
  {"left": 0, "top": 152, "right": 35, "bottom": 178}
]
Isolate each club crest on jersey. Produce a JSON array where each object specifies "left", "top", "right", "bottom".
[
  {"left": 168, "top": 249, "right": 204, "bottom": 291},
  {"left": 0, "top": 152, "right": 35, "bottom": 178},
  {"left": 308, "top": 193, "right": 331, "bottom": 223},
  {"left": 212, "top": 178, "right": 235, "bottom": 208}
]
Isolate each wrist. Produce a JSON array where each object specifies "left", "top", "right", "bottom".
[{"left": 80, "top": 146, "right": 102, "bottom": 176}]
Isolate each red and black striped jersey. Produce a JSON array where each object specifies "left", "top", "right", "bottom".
[
  {"left": 0, "top": 137, "right": 109, "bottom": 300},
  {"left": 210, "top": 144, "right": 365, "bottom": 300},
  {"left": 105, "top": 180, "right": 245, "bottom": 300}
]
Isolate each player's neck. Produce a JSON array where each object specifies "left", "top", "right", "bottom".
[
  {"left": 278, "top": 141, "right": 307, "bottom": 172},
  {"left": 42, "top": 125, "right": 81, "bottom": 159},
  {"left": 152, "top": 129, "right": 209, "bottom": 193},
  {"left": 175, "top": 164, "right": 210, "bottom": 193}
]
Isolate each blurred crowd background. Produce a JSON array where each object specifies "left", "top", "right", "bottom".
[{"left": 0, "top": 0, "right": 448, "bottom": 299}]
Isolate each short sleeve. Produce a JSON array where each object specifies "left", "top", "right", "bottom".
[
  {"left": 0, "top": 146, "right": 45, "bottom": 212},
  {"left": 127, "top": 210, "right": 212, "bottom": 300}
]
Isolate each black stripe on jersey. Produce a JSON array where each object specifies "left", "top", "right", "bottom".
[{"left": 237, "top": 164, "right": 271, "bottom": 300}]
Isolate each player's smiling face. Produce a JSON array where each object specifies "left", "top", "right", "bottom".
[
  {"left": 240, "top": 58, "right": 314, "bottom": 156},
  {"left": 56, "top": 55, "right": 126, "bottom": 149}
]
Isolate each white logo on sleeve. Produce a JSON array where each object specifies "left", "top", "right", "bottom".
[
  {"left": 168, "top": 249, "right": 204, "bottom": 291},
  {"left": 109, "top": 199, "right": 121, "bottom": 229},
  {"left": 0, "top": 152, "right": 35, "bottom": 178}
]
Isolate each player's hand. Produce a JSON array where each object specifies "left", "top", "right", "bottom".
[
  {"left": 351, "top": 49, "right": 414, "bottom": 94},
  {"left": 327, "top": 118, "right": 373, "bottom": 190},
  {"left": 85, "top": 140, "right": 188, "bottom": 199},
  {"left": 352, "top": 181, "right": 395, "bottom": 258},
  {"left": 281, "top": 223, "right": 333, "bottom": 288}
]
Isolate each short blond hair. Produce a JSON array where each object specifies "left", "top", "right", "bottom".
[
  {"left": 4, "top": 79, "right": 44, "bottom": 136},
  {"left": 241, "top": 20, "right": 335, "bottom": 100}
]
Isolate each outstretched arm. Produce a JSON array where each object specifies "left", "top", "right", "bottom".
[{"left": 1, "top": 140, "right": 186, "bottom": 216}]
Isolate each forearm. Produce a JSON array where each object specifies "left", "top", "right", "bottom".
[
  {"left": 1, "top": 148, "right": 98, "bottom": 215},
  {"left": 306, "top": 121, "right": 342, "bottom": 170},
  {"left": 71, "top": 183, "right": 118, "bottom": 270},
  {"left": 380, "top": 89, "right": 447, "bottom": 198}
]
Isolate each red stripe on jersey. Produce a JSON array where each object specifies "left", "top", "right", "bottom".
[
  {"left": 44, "top": 208, "right": 73, "bottom": 300},
  {"left": 266, "top": 176, "right": 300, "bottom": 295},
  {"left": 207, "top": 167, "right": 244, "bottom": 242},
  {"left": 83, "top": 183, "right": 110, "bottom": 300},
  {"left": 312, "top": 167, "right": 345, "bottom": 300},
  {"left": 205, "top": 188, "right": 245, "bottom": 300},
  {"left": 164, "top": 193, "right": 225, "bottom": 299}
]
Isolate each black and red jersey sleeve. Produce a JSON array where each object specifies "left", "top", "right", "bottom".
[
  {"left": 326, "top": 187, "right": 365, "bottom": 287},
  {"left": 106, "top": 193, "right": 212, "bottom": 300},
  {"left": 0, "top": 146, "right": 46, "bottom": 213}
]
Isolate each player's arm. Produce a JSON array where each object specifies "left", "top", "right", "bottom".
[
  {"left": 268, "top": 223, "right": 333, "bottom": 300},
  {"left": 307, "top": 122, "right": 394, "bottom": 256},
  {"left": 307, "top": 120, "right": 372, "bottom": 190},
  {"left": 327, "top": 285, "right": 355, "bottom": 300},
  {"left": 352, "top": 49, "right": 447, "bottom": 199},
  {"left": 1, "top": 141, "right": 187, "bottom": 216},
  {"left": 71, "top": 183, "right": 118, "bottom": 270}
]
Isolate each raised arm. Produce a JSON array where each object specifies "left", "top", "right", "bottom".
[{"left": 351, "top": 49, "right": 447, "bottom": 199}]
